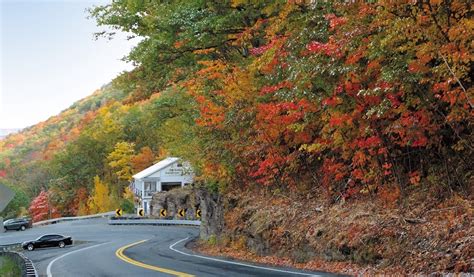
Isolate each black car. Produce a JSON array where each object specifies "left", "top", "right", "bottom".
[
  {"left": 3, "top": 218, "right": 31, "bottom": 231},
  {"left": 22, "top": 234, "right": 73, "bottom": 251}
]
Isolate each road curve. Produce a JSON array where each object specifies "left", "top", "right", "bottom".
[{"left": 0, "top": 218, "right": 338, "bottom": 276}]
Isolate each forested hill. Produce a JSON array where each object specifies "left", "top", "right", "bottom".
[
  {"left": 0, "top": 84, "right": 129, "bottom": 217},
  {"left": 0, "top": 2, "right": 472, "bottom": 272}
]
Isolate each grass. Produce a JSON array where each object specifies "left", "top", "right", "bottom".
[{"left": 0, "top": 255, "right": 21, "bottom": 277}]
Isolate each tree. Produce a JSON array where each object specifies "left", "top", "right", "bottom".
[
  {"left": 87, "top": 176, "right": 115, "bottom": 214},
  {"left": 89, "top": 0, "right": 285, "bottom": 101},
  {"left": 0, "top": 183, "right": 29, "bottom": 219},
  {"left": 28, "top": 190, "right": 59, "bottom": 222},
  {"left": 120, "top": 187, "right": 135, "bottom": 214},
  {"left": 52, "top": 134, "right": 106, "bottom": 191},
  {"left": 75, "top": 187, "right": 89, "bottom": 216},
  {"left": 107, "top": 141, "right": 135, "bottom": 181},
  {"left": 131, "top": 147, "right": 155, "bottom": 173}
]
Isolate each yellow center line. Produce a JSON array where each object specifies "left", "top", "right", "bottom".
[{"left": 115, "top": 239, "right": 194, "bottom": 277}]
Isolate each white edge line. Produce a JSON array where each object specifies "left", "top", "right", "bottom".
[
  {"left": 46, "top": 241, "right": 111, "bottom": 277},
  {"left": 169, "top": 237, "right": 321, "bottom": 277}
]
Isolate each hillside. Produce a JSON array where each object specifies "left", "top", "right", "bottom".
[
  {"left": 0, "top": 84, "right": 129, "bottom": 215},
  {"left": 0, "top": 1, "right": 472, "bottom": 274}
]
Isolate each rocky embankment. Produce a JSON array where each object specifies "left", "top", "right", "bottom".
[
  {"left": 150, "top": 186, "right": 473, "bottom": 274},
  {"left": 150, "top": 187, "right": 223, "bottom": 240}
]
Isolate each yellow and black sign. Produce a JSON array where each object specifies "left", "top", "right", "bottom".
[
  {"left": 138, "top": 208, "right": 144, "bottom": 217},
  {"left": 159, "top": 209, "right": 167, "bottom": 217},
  {"left": 178, "top": 209, "right": 186, "bottom": 218},
  {"left": 196, "top": 209, "right": 201, "bottom": 218},
  {"left": 115, "top": 208, "right": 123, "bottom": 217}
]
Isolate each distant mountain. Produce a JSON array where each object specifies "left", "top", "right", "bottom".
[{"left": 0, "top": 128, "right": 21, "bottom": 139}]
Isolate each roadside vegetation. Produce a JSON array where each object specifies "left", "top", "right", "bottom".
[
  {"left": 0, "top": 1, "right": 471, "bottom": 273},
  {"left": 0, "top": 255, "right": 21, "bottom": 277}
]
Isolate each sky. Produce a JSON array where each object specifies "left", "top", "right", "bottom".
[{"left": 0, "top": 0, "right": 137, "bottom": 129}]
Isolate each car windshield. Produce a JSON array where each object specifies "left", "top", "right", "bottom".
[{"left": 3, "top": 219, "right": 13, "bottom": 224}]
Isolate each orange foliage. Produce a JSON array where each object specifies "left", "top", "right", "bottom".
[{"left": 131, "top": 147, "right": 155, "bottom": 172}]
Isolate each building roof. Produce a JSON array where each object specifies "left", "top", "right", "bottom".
[{"left": 132, "top": 157, "right": 180, "bottom": 180}]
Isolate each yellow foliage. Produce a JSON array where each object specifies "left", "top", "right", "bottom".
[
  {"left": 107, "top": 141, "right": 135, "bottom": 181},
  {"left": 77, "top": 201, "right": 89, "bottom": 216},
  {"left": 88, "top": 176, "right": 115, "bottom": 213},
  {"left": 122, "top": 187, "right": 134, "bottom": 202}
]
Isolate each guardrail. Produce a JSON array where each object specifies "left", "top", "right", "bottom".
[
  {"left": 0, "top": 242, "right": 21, "bottom": 252},
  {"left": 108, "top": 219, "right": 201, "bottom": 226},
  {"left": 17, "top": 251, "right": 38, "bottom": 277},
  {"left": 31, "top": 211, "right": 201, "bottom": 227},
  {"left": 33, "top": 211, "right": 115, "bottom": 227}
]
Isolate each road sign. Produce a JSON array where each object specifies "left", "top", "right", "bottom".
[
  {"left": 178, "top": 209, "right": 186, "bottom": 218},
  {"left": 0, "top": 184, "right": 15, "bottom": 213},
  {"left": 159, "top": 209, "right": 167, "bottom": 217},
  {"left": 115, "top": 209, "right": 123, "bottom": 217},
  {"left": 138, "top": 208, "right": 144, "bottom": 217},
  {"left": 196, "top": 209, "right": 201, "bottom": 218}
]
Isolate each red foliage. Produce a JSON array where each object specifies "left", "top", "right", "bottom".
[
  {"left": 329, "top": 114, "right": 352, "bottom": 127},
  {"left": 260, "top": 81, "right": 293, "bottom": 95},
  {"left": 306, "top": 37, "right": 343, "bottom": 58},
  {"left": 250, "top": 44, "right": 273, "bottom": 56},
  {"left": 322, "top": 158, "right": 347, "bottom": 193},
  {"left": 187, "top": 0, "right": 472, "bottom": 200},
  {"left": 69, "top": 187, "right": 88, "bottom": 216},
  {"left": 324, "top": 14, "right": 348, "bottom": 30},
  {"left": 322, "top": 96, "right": 342, "bottom": 107},
  {"left": 29, "top": 190, "right": 60, "bottom": 222}
]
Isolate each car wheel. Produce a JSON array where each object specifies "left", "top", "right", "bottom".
[
  {"left": 59, "top": 241, "right": 65, "bottom": 248},
  {"left": 20, "top": 225, "right": 26, "bottom": 231},
  {"left": 27, "top": 244, "right": 34, "bottom": 251}
]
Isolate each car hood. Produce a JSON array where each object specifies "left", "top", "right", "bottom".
[{"left": 21, "top": 240, "right": 35, "bottom": 246}]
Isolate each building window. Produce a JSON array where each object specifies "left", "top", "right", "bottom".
[
  {"left": 161, "top": 182, "right": 181, "bottom": 191},
  {"left": 145, "top": 182, "right": 156, "bottom": 191}
]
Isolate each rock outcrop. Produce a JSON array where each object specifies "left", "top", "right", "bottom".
[
  {"left": 196, "top": 189, "right": 224, "bottom": 240},
  {"left": 150, "top": 187, "right": 224, "bottom": 241}
]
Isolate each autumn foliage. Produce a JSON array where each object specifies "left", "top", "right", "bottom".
[
  {"left": 28, "top": 190, "right": 59, "bottom": 222},
  {"left": 181, "top": 1, "right": 473, "bottom": 201},
  {"left": 0, "top": 1, "right": 472, "bottom": 220}
]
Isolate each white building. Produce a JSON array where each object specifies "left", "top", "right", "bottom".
[{"left": 130, "top": 157, "right": 194, "bottom": 215}]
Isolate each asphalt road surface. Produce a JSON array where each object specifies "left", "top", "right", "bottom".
[{"left": 0, "top": 218, "right": 337, "bottom": 276}]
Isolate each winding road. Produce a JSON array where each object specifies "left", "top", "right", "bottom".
[{"left": 0, "top": 218, "right": 336, "bottom": 276}]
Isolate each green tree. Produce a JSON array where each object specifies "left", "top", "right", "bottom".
[
  {"left": 0, "top": 182, "right": 29, "bottom": 219},
  {"left": 52, "top": 134, "right": 106, "bottom": 191},
  {"left": 89, "top": 0, "right": 284, "bottom": 100}
]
